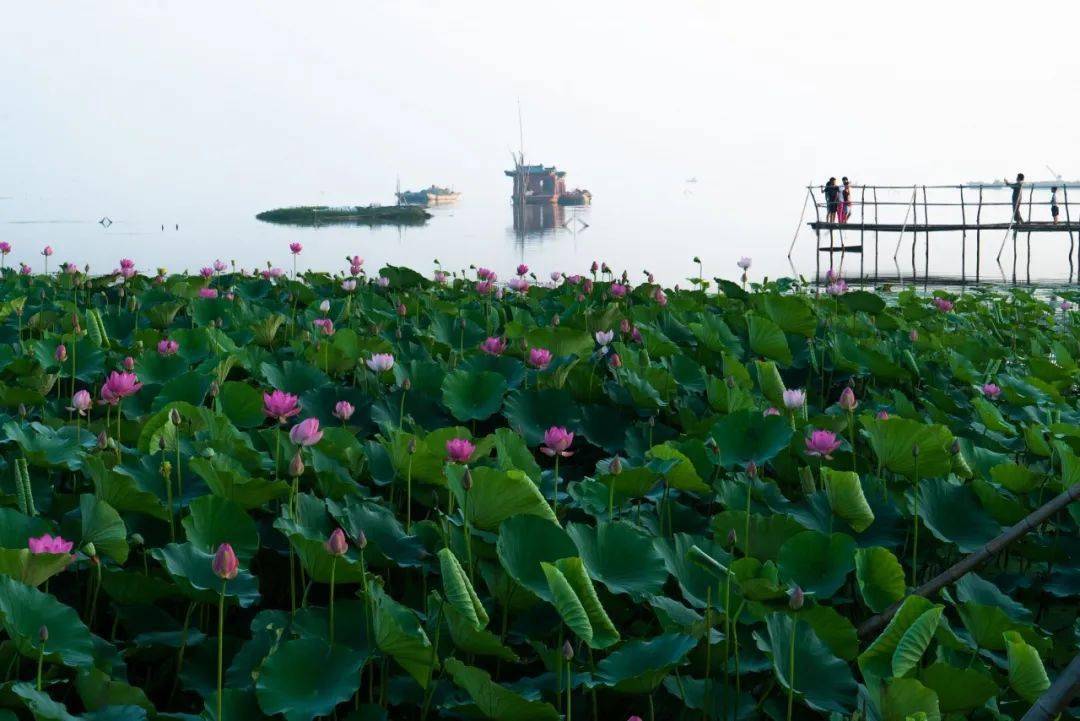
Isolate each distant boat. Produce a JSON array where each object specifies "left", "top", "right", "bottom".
[
  {"left": 505, "top": 160, "right": 591, "bottom": 205},
  {"left": 396, "top": 186, "right": 461, "bottom": 206}
]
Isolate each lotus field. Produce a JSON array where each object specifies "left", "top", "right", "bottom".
[{"left": 2, "top": 248, "right": 1080, "bottom": 721}]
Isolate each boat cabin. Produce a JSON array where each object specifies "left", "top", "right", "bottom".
[{"left": 505, "top": 164, "right": 567, "bottom": 204}]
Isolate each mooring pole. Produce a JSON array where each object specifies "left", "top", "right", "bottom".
[
  {"left": 859, "top": 185, "right": 866, "bottom": 279},
  {"left": 892, "top": 187, "right": 917, "bottom": 260},
  {"left": 787, "top": 188, "right": 811, "bottom": 258},
  {"left": 810, "top": 187, "right": 821, "bottom": 281},
  {"left": 1064, "top": 186, "right": 1075, "bottom": 282},
  {"left": 911, "top": 186, "right": 918, "bottom": 273},
  {"left": 873, "top": 187, "right": 879, "bottom": 279},
  {"left": 1025, "top": 185, "right": 1035, "bottom": 281},
  {"left": 959, "top": 186, "right": 967, "bottom": 282},
  {"left": 922, "top": 185, "right": 930, "bottom": 283},
  {"left": 976, "top": 186, "right": 983, "bottom": 281}
]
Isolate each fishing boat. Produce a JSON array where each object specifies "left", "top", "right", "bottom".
[
  {"left": 558, "top": 189, "right": 592, "bottom": 206},
  {"left": 395, "top": 185, "right": 461, "bottom": 206},
  {"left": 505, "top": 159, "right": 592, "bottom": 205}
]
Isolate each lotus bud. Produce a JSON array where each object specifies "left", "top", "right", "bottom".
[
  {"left": 123, "top": 356, "right": 135, "bottom": 371},
  {"left": 838, "top": 386, "right": 857, "bottom": 412},
  {"left": 18, "top": 404, "right": 26, "bottom": 419},
  {"left": 55, "top": 344, "right": 67, "bottom": 363},
  {"left": 130, "top": 533, "right": 144, "bottom": 548},
  {"left": 39, "top": 625, "right": 49, "bottom": 643},
  {"left": 562, "top": 639, "right": 574, "bottom": 661},
  {"left": 610, "top": 456, "right": 622, "bottom": 475},
  {"left": 201, "top": 447, "right": 216, "bottom": 458},
  {"left": 325, "top": 528, "right": 348, "bottom": 556},
  {"left": 158, "top": 436, "right": 166, "bottom": 452},
  {"left": 403, "top": 378, "right": 412, "bottom": 392},
  {"left": 210, "top": 380, "right": 220, "bottom": 398},
  {"left": 97, "top": 430, "right": 108, "bottom": 449},
  {"left": 911, "top": 443, "right": 920, "bottom": 458},
  {"left": 397, "top": 303, "right": 407, "bottom": 317},
  {"left": 552, "top": 314, "right": 560, "bottom": 327},
  {"left": 212, "top": 543, "right": 239, "bottom": 580},
  {"left": 170, "top": 408, "right": 182, "bottom": 426},
  {"left": 462, "top": 468, "right": 473, "bottom": 491},
  {"left": 288, "top": 451, "right": 305, "bottom": 477},
  {"left": 908, "top": 329, "right": 919, "bottom": 342},
  {"left": 746, "top": 460, "right": 758, "bottom": 479},
  {"left": 407, "top": 438, "right": 417, "bottom": 455},
  {"left": 356, "top": 530, "right": 368, "bottom": 550},
  {"left": 788, "top": 585, "right": 805, "bottom": 610},
  {"left": 950, "top": 439, "right": 960, "bottom": 455},
  {"left": 84, "top": 542, "right": 97, "bottom": 558},
  {"left": 319, "top": 299, "right": 331, "bottom": 313},
  {"left": 726, "top": 528, "right": 738, "bottom": 548}
]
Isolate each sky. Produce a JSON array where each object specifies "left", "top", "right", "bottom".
[{"left": 3, "top": 1, "right": 1079, "bottom": 281}]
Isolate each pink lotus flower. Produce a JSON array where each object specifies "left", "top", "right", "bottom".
[
  {"left": 541, "top": 426, "right": 575, "bottom": 457},
  {"left": 550, "top": 271, "right": 562, "bottom": 283},
  {"left": 876, "top": 410, "right": 890, "bottom": 419},
  {"left": 213, "top": 259, "right": 227, "bottom": 272},
  {"left": 347, "top": 255, "right": 363, "bottom": 267},
  {"left": 212, "top": 543, "right": 239, "bottom": 580},
  {"left": 838, "top": 387, "right": 857, "bottom": 412},
  {"left": 516, "top": 264, "right": 529, "bottom": 276},
  {"left": 480, "top": 337, "right": 506, "bottom": 356},
  {"left": 28, "top": 534, "right": 74, "bottom": 555},
  {"left": 653, "top": 287, "right": 668, "bottom": 306},
  {"left": 199, "top": 288, "right": 219, "bottom": 299},
  {"left": 157, "top": 339, "right": 179, "bottom": 356},
  {"left": 805, "top": 429, "right": 842, "bottom": 458},
  {"left": 55, "top": 344, "right": 67, "bottom": 363},
  {"left": 376, "top": 276, "right": 390, "bottom": 288},
  {"left": 42, "top": 246, "right": 53, "bottom": 257},
  {"left": 290, "top": 242, "right": 303, "bottom": 255},
  {"left": 446, "top": 437, "right": 475, "bottom": 463},
  {"left": 476, "top": 280, "right": 495, "bottom": 295},
  {"left": 434, "top": 270, "right": 449, "bottom": 284},
  {"left": 932, "top": 297, "right": 954, "bottom": 312},
  {"left": 825, "top": 269, "right": 839, "bottom": 283},
  {"left": 349, "top": 264, "right": 363, "bottom": 277},
  {"left": 325, "top": 528, "right": 348, "bottom": 556},
  {"left": 289, "top": 418, "right": 323, "bottom": 446},
  {"left": 590, "top": 261, "right": 599, "bottom": 274},
  {"left": 69, "top": 390, "right": 92, "bottom": 415},
  {"left": 263, "top": 390, "right": 301, "bottom": 423},
  {"left": 737, "top": 257, "right": 752, "bottom": 270},
  {"left": 100, "top": 371, "right": 142, "bottom": 405},
  {"left": 610, "top": 283, "right": 628, "bottom": 298},
  {"left": 782, "top": 389, "right": 806, "bottom": 410},
  {"left": 0, "top": 242, "right": 10, "bottom": 254},
  {"left": 982, "top": 383, "right": 1002, "bottom": 399},
  {"left": 609, "top": 352, "right": 622, "bottom": 368},
  {"left": 366, "top": 353, "right": 395, "bottom": 373},
  {"left": 1060, "top": 301, "right": 1072, "bottom": 311},
  {"left": 528, "top": 347, "right": 553, "bottom": 370},
  {"left": 595, "top": 330, "right": 614, "bottom": 346},
  {"left": 333, "top": 400, "right": 355, "bottom": 422},
  {"left": 630, "top": 327, "right": 643, "bottom": 343},
  {"left": 507, "top": 277, "right": 529, "bottom": 292},
  {"left": 313, "top": 318, "right": 335, "bottom": 336},
  {"left": 19, "top": 263, "right": 31, "bottom": 275},
  {"left": 826, "top": 280, "right": 848, "bottom": 296},
  {"left": 620, "top": 318, "right": 632, "bottom": 334},
  {"left": 763, "top": 406, "right": 781, "bottom": 416},
  {"left": 909, "top": 329, "right": 919, "bottom": 342},
  {"left": 477, "top": 267, "right": 496, "bottom": 281},
  {"left": 123, "top": 356, "right": 135, "bottom": 371},
  {"left": 341, "top": 279, "right": 357, "bottom": 292},
  {"left": 200, "top": 267, "right": 214, "bottom": 278}
]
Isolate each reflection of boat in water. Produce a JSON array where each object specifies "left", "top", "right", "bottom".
[
  {"left": 505, "top": 160, "right": 591, "bottom": 205},
  {"left": 395, "top": 185, "right": 461, "bottom": 206},
  {"left": 512, "top": 202, "right": 566, "bottom": 237}
]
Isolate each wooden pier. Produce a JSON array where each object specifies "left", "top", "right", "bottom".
[{"left": 791, "top": 182, "right": 1080, "bottom": 284}]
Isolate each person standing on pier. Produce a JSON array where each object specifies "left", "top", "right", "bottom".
[
  {"left": 839, "top": 177, "right": 852, "bottom": 223},
  {"left": 1003, "top": 172, "right": 1024, "bottom": 224},
  {"left": 823, "top": 177, "right": 840, "bottom": 223},
  {"left": 1050, "top": 186, "right": 1060, "bottom": 224}
]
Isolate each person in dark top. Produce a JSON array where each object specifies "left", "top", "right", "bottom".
[
  {"left": 1050, "top": 186, "right": 1060, "bottom": 224},
  {"left": 823, "top": 177, "right": 840, "bottom": 223},
  {"left": 1003, "top": 173, "right": 1024, "bottom": 224},
  {"left": 839, "top": 176, "right": 852, "bottom": 223}
]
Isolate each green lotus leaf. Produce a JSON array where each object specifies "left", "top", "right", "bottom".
[
  {"left": 877, "top": 678, "right": 941, "bottom": 721},
  {"left": 189, "top": 454, "right": 289, "bottom": 509},
  {"left": 919, "top": 662, "right": 998, "bottom": 713},
  {"left": 444, "top": 658, "right": 560, "bottom": 721},
  {"left": 150, "top": 370, "right": 214, "bottom": 411},
  {"left": 218, "top": 380, "right": 267, "bottom": 428},
  {"left": 593, "top": 633, "right": 697, "bottom": 693},
  {"left": 862, "top": 417, "right": 954, "bottom": 481},
  {"left": 763, "top": 294, "right": 817, "bottom": 337},
  {"left": 712, "top": 510, "right": 806, "bottom": 561},
  {"left": 8, "top": 681, "right": 148, "bottom": 721},
  {"left": 796, "top": 604, "right": 858, "bottom": 661},
  {"left": 259, "top": 360, "right": 330, "bottom": 395},
  {"left": 255, "top": 638, "right": 368, "bottom": 721},
  {"left": 755, "top": 613, "right": 857, "bottom": 714},
  {"left": 431, "top": 593, "right": 518, "bottom": 662},
  {"left": 79, "top": 494, "right": 129, "bottom": 564},
  {"left": 502, "top": 389, "right": 581, "bottom": 447},
  {"left": 82, "top": 456, "right": 167, "bottom": 521},
  {"left": 151, "top": 542, "right": 260, "bottom": 607},
  {"left": 3, "top": 421, "right": 90, "bottom": 470},
  {"left": 496, "top": 514, "right": 578, "bottom": 601},
  {"left": 708, "top": 410, "right": 794, "bottom": 468},
  {"left": 891, "top": 606, "right": 943, "bottom": 677},
  {"left": 0, "top": 548, "right": 71, "bottom": 587},
  {"left": 540, "top": 556, "right": 619, "bottom": 649},
  {"left": 1003, "top": 630, "right": 1050, "bottom": 702},
  {"left": 0, "top": 575, "right": 97, "bottom": 670},
  {"left": 0, "top": 508, "right": 49, "bottom": 548},
  {"left": 181, "top": 495, "right": 259, "bottom": 561},
  {"left": 446, "top": 464, "right": 555, "bottom": 530},
  {"left": 566, "top": 521, "right": 668, "bottom": 600},
  {"left": 821, "top": 467, "right": 875, "bottom": 532},
  {"left": 645, "top": 443, "right": 710, "bottom": 492},
  {"left": 747, "top": 313, "right": 793, "bottom": 364},
  {"left": 525, "top": 326, "right": 593, "bottom": 358},
  {"left": 327, "top": 497, "right": 426, "bottom": 569},
  {"left": 753, "top": 359, "right": 787, "bottom": 407},
  {"left": 371, "top": 585, "right": 437, "bottom": 688},
  {"left": 76, "top": 666, "right": 154, "bottom": 714},
  {"left": 442, "top": 368, "right": 508, "bottom": 421},
  {"left": 918, "top": 478, "right": 1001, "bottom": 553},
  {"left": 655, "top": 533, "right": 731, "bottom": 610},
  {"left": 438, "top": 547, "right": 488, "bottom": 629},
  {"left": 778, "top": 530, "right": 855, "bottom": 598},
  {"left": 855, "top": 547, "right": 906, "bottom": 613},
  {"left": 858, "top": 596, "right": 939, "bottom": 681}
]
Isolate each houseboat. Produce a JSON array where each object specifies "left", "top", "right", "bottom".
[
  {"left": 505, "top": 162, "right": 591, "bottom": 205},
  {"left": 396, "top": 186, "right": 461, "bottom": 206}
]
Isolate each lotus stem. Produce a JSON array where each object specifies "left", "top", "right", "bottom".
[
  {"left": 553, "top": 455, "right": 560, "bottom": 519},
  {"left": 704, "top": 585, "right": 712, "bottom": 720},
  {"left": 786, "top": 618, "right": 797, "bottom": 721},
  {"left": 217, "top": 581, "right": 226, "bottom": 721},
  {"left": 329, "top": 557, "right": 337, "bottom": 646},
  {"left": 36, "top": 636, "right": 45, "bottom": 691},
  {"left": 406, "top": 454, "right": 414, "bottom": 533},
  {"left": 911, "top": 452, "right": 920, "bottom": 587}
]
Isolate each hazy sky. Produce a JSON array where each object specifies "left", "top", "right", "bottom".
[{"left": 3, "top": 2, "right": 1080, "bottom": 280}]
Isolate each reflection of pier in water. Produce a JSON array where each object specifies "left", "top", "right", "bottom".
[{"left": 512, "top": 203, "right": 566, "bottom": 238}]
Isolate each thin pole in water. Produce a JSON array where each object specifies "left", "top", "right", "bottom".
[{"left": 959, "top": 186, "right": 967, "bottom": 282}]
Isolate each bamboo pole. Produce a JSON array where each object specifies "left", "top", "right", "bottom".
[
  {"left": 959, "top": 186, "right": 967, "bottom": 281},
  {"left": 922, "top": 186, "right": 930, "bottom": 283},
  {"left": 857, "top": 480, "right": 1080, "bottom": 639},
  {"left": 892, "top": 187, "right": 917, "bottom": 259},
  {"left": 976, "top": 187, "right": 983, "bottom": 282},
  {"left": 1019, "top": 653, "right": 1080, "bottom": 721},
  {"left": 1065, "top": 186, "right": 1075, "bottom": 282},
  {"left": 911, "top": 188, "right": 918, "bottom": 272},
  {"left": 787, "top": 188, "right": 812, "bottom": 257},
  {"left": 873, "top": 187, "right": 879, "bottom": 280}
]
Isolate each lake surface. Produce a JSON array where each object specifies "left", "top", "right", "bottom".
[{"left": 4, "top": 179, "right": 1079, "bottom": 289}]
